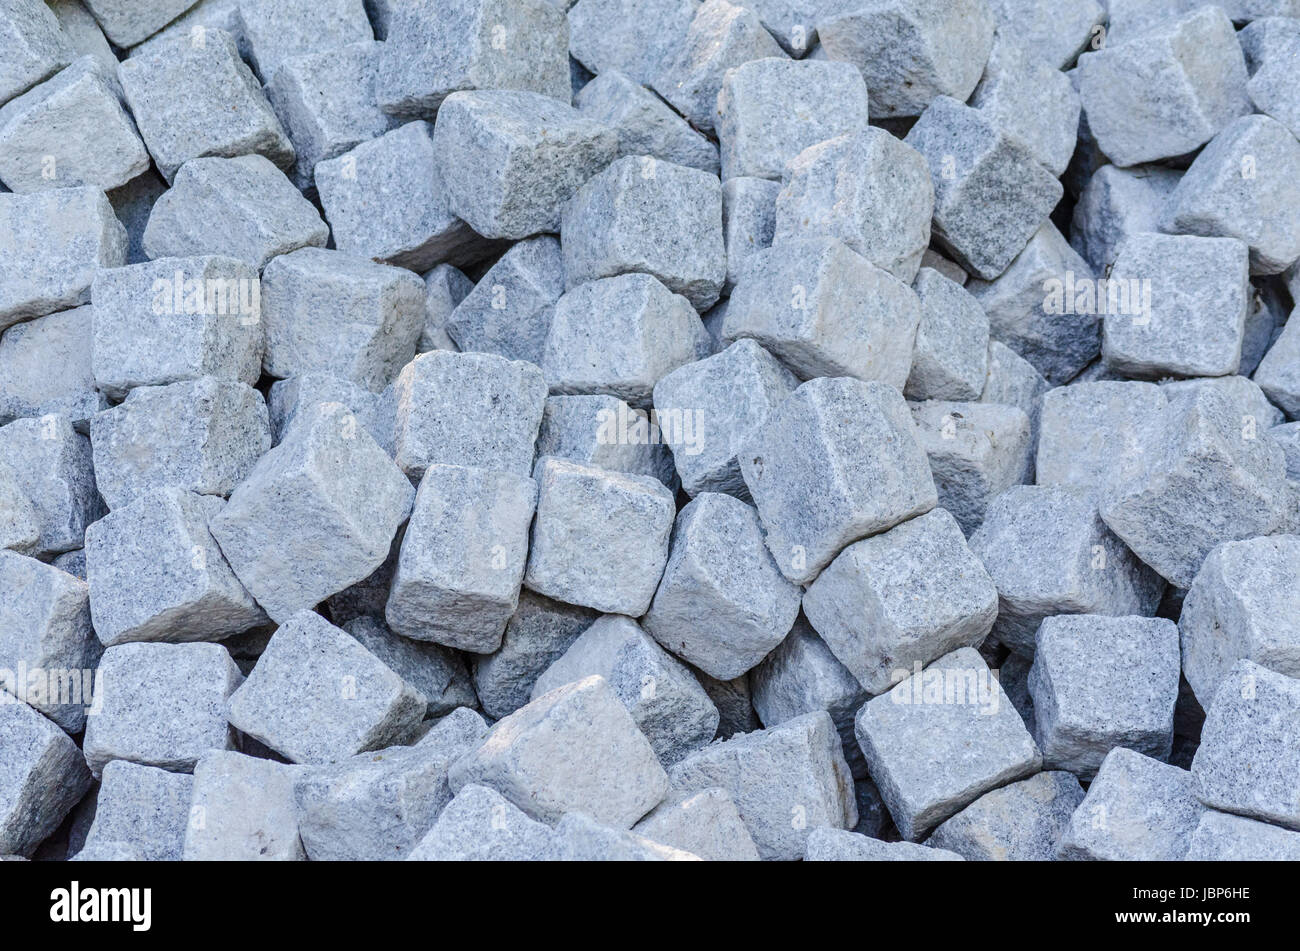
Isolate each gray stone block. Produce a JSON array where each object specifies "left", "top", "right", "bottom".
[
  {"left": 1273, "top": 421, "right": 1300, "bottom": 480},
  {"left": 82, "top": 0, "right": 199, "bottom": 47},
  {"left": 420, "top": 263, "right": 473, "bottom": 353},
  {"left": 265, "top": 373, "right": 383, "bottom": 448},
  {"left": 816, "top": 0, "right": 995, "bottom": 119},
  {"left": 433, "top": 89, "right": 617, "bottom": 241},
  {"left": 632, "top": 787, "right": 760, "bottom": 861},
  {"left": 532, "top": 614, "right": 719, "bottom": 765},
  {"left": 927, "top": 770, "right": 1084, "bottom": 861},
  {"left": 84, "top": 488, "right": 264, "bottom": 647},
  {"left": 1099, "top": 387, "right": 1291, "bottom": 588},
  {"left": 567, "top": 0, "right": 698, "bottom": 88},
  {"left": 90, "top": 377, "right": 270, "bottom": 511},
  {"left": 0, "top": 186, "right": 126, "bottom": 327},
  {"left": 967, "top": 221, "right": 1100, "bottom": 386},
  {"left": 1192, "top": 659, "right": 1300, "bottom": 830},
  {"left": 0, "top": 305, "right": 103, "bottom": 429},
  {"left": 986, "top": 0, "right": 1105, "bottom": 70},
  {"left": 91, "top": 255, "right": 263, "bottom": 400},
  {"left": 83, "top": 641, "right": 244, "bottom": 776},
  {"left": 1029, "top": 615, "right": 1181, "bottom": 778},
  {"left": 715, "top": 57, "right": 869, "bottom": 182},
  {"left": 552, "top": 810, "right": 700, "bottom": 859},
  {"left": 904, "top": 268, "right": 989, "bottom": 401},
  {"left": 0, "top": 56, "right": 148, "bottom": 193},
  {"left": 118, "top": 29, "right": 293, "bottom": 184},
  {"left": 575, "top": 69, "right": 718, "bottom": 176},
  {"left": 1057, "top": 747, "right": 1205, "bottom": 860},
  {"left": 1162, "top": 373, "right": 1285, "bottom": 430},
  {"left": 227, "top": 610, "right": 426, "bottom": 765},
  {"left": 981, "top": 339, "right": 1049, "bottom": 440},
  {"left": 970, "top": 485, "right": 1164, "bottom": 656},
  {"left": 721, "top": 176, "right": 779, "bottom": 293},
  {"left": 315, "top": 121, "right": 493, "bottom": 273},
  {"left": 376, "top": 0, "right": 568, "bottom": 119},
  {"left": 0, "top": 699, "right": 90, "bottom": 857},
  {"left": 264, "top": 40, "right": 398, "bottom": 192},
  {"left": 909, "top": 400, "right": 1034, "bottom": 535},
  {"left": 182, "top": 750, "right": 305, "bottom": 861},
  {"left": 805, "top": 827, "right": 964, "bottom": 861},
  {"left": 1069, "top": 164, "right": 1183, "bottom": 274},
  {"left": 144, "top": 155, "right": 328, "bottom": 270},
  {"left": 446, "top": 237, "right": 563, "bottom": 366},
  {"left": 1240, "top": 15, "right": 1300, "bottom": 140},
  {"left": 722, "top": 236, "right": 921, "bottom": 386},
  {"left": 1185, "top": 809, "right": 1300, "bottom": 861},
  {"left": 123, "top": 0, "right": 241, "bottom": 59},
  {"left": 0, "top": 461, "right": 39, "bottom": 554},
  {"left": 1255, "top": 313, "right": 1300, "bottom": 418},
  {"left": 233, "top": 0, "right": 371, "bottom": 83},
  {"left": 449, "top": 674, "right": 669, "bottom": 827},
  {"left": 0, "top": 414, "right": 102, "bottom": 556},
  {"left": 738, "top": 377, "right": 938, "bottom": 585},
  {"left": 906, "top": 96, "right": 1063, "bottom": 281},
  {"left": 535, "top": 395, "right": 678, "bottom": 490},
  {"left": 562, "top": 154, "right": 726, "bottom": 311},
  {"left": 209, "top": 402, "right": 413, "bottom": 623},
  {"left": 668, "top": 710, "right": 857, "bottom": 860},
  {"left": 525, "top": 457, "right": 675, "bottom": 616},
  {"left": 81, "top": 760, "right": 191, "bottom": 862},
  {"left": 387, "top": 350, "right": 546, "bottom": 482},
  {"left": 0, "top": 0, "right": 73, "bottom": 107},
  {"left": 1076, "top": 7, "right": 1251, "bottom": 167},
  {"left": 406, "top": 782, "right": 558, "bottom": 861},
  {"left": 804, "top": 508, "right": 999, "bottom": 696},
  {"left": 343, "top": 617, "right": 475, "bottom": 718},
  {"left": 696, "top": 668, "right": 760, "bottom": 739}
]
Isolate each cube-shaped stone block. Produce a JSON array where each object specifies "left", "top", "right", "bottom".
[
  {"left": 81, "top": 0, "right": 200, "bottom": 47},
  {"left": 0, "top": 305, "right": 102, "bottom": 428},
  {"left": 574, "top": 68, "right": 718, "bottom": 176},
  {"left": 406, "top": 782, "right": 558, "bottom": 861},
  {"left": 904, "top": 267, "right": 989, "bottom": 401},
  {"left": 0, "top": 700, "right": 90, "bottom": 857},
  {"left": 1255, "top": 316, "right": 1300, "bottom": 418},
  {"left": 182, "top": 750, "right": 305, "bottom": 861},
  {"left": 0, "top": 413, "right": 102, "bottom": 556},
  {"left": 1185, "top": 809, "right": 1300, "bottom": 861},
  {"left": 343, "top": 616, "right": 475, "bottom": 718},
  {"left": 81, "top": 760, "right": 192, "bottom": 862},
  {"left": 805, "top": 828, "right": 963, "bottom": 861},
  {"left": 1069, "top": 163, "right": 1184, "bottom": 273},
  {"left": 567, "top": 0, "right": 699, "bottom": 88},
  {"left": 534, "top": 394, "right": 678, "bottom": 489},
  {"left": 445, "top": 236, "right": 562, "bottom": 365},
  {"left": 632, "top": 787, "right": 759, "bottom": 862},
  {"left": 421, "top": 262, "right": 473, "bottom": 352},
  {"left": 987, "top": 0, "right": 1105, "bottom": 69},
  {"left": 721, "top": 176, "right": 778, "bottom": 292},
  {"left": 1240, "top": 15, "right": 1300, "bottom": 140},
  {"left": 233, "top": 0, "right": 372, "bottom": 83},
  {"left": 927, "top": 770, "right": 1085, "bottom": 861}
]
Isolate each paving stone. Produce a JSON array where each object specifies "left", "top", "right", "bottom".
[
  {"left": 315, "top": 121, "right": 494, "bottom": 273},
  {"left": 1191, "top": 659, "right": 1300, "bottom": 830},
  {"left": 1035, "top": 381, "right": 1168, "bottom": 498},
  {"left": 123, "top": 0, "right": 241, "bottom": 59},
  {"left": 986, "top": 0, "right": 1105, "bottom": 69},
  {"left": 0, "top": 700, "right": 91, "bottom": 857},
  {"left": 542, "top": 274, "right": 710, "bottom": 408},
  {"left": 1028, "top": 615, "right": 1180, "bottom": 778},
  {"left": 904, "top": 268, "right": 989, "bottom": 401},
  {"left": 908, "top": 400, "right": 1034, "bottom": 535},
  {"left": 227, "top": 611, "right": 426, "bottom": 765},
  {"left": 90, "top": 377, "right": 270, "bottom": 511},
  {"left": 0, "top": 186, "right": 126, "bottom": 327},
  {"left": 182, "top": 750, "right": 305, "bottom": 860},
  {"left": 0, "top": 57, "right": 148, "bottom": 193},
  {"left": 0, "top": 463, "right": 39, "bottom": 554},
  {"left": 376, "top": 0, "right": 568, "bottom": 119},
  {"left": 855, "top": 647, "right": 1041, "bottom": 841},
  {"left": 926, "top": 769, "right": 1084, "bottom": 861},
  {"left": 650, "top": 0, "right": 786, "bottom": 134},
  {"left": 652, "top": 339, "right": 797, "bottom": 500},
  {"left": 1255, "top": 311, "right": 1300, "bottom": 418},
  {"left": 406, "top": 782, "right": 558, "bottom": 861},
  {"left": 575, "top": 69, "right": 718, "bottom": 176},
  {"left": 264, "top": 40, "right": 398, "bottom": 192},
  {"left": 967, "top": 221, "right": 1100, "bottom": 386},
  {"left": 1056, "top": 747, "right": 1205, "bottom": 860},
  {"left": 234, "top": 0, "right": 371, "bottom": 83},
  {"left": 209, "top": 401, "right": 413, "bottom": 623},
  {"left": 722, "top": 236, "right": 921, "bottom": 386},
  {"left": 969, "top": 485, "right": 1165, "bottom": 656},
  {"left": 905, "top": 96, "right": 1063, "bottom": 281},
  {"left": 775, "top": 129, "right": 933, "bottom": 283},
  {"left": 472, "top": 590, "right": 598, "bottom": 721},
  {"left": 434, "top": 90, "right": 617, "bottom": 241},
  {"left": 0, "top": 305, "right": 103, "bottom": 428},
  {"left": 82, "top": 0, "right": 199, "bottom": 47},
  {"left": 535, "top": 395, "right": 678, "bottom": 490},
  {"left": 968, "top": 35, "right": 1081, "bottom": 177},
  {"left": 1069, "top": 164, "right": 1183, "bottom": 274},
  {"left": 715, "top": 57, "right": 869, "bottom": 182},
  {"left": 721, "top": 177, "right": 779, "bottom": 293},
  {"left": 0, "top": 0, "right": 74, "bottom": 108},
  {"left": 449, "top": 674, "right": 669, "bottom": 827},
  {"left": 533, "top": 615, "right": 719, "bottom": 765},
  {"left": 343, "top": 617, "right": 475, "bottom": 719},
  {"left": 446, "top": 237, "right": 563, "bottom": 365},
  {"left": 0, "top": 414, "right": 102, "bottom": 556},
  {"left": 118, "top": 29, "right": 293, "bottom": 184},
  {"left": 420, "top": 263, "right": 473, "bottom": 353},
  {"left": 82, "top": 641, "right": 243, "bottom": 776},
  {"left": 816, "top": 0, "right": 995, "bottom": 119},
  {"left": 1240, "top": 15, "right": 1300, "bottom": 140},
  {"left": 632, "top": 787, "right": 760, "bottom": 861},
  {"left": 525, "top": 457, "right": 676, "bottom": 616},
  {"left": 81, "top": 761, "right": 191, "bottom": 862},
  {"left": 804, "top": 827, "right": 964, "bottom": 861},
  {"left": 1099, "top": 387, "right": 1291, "bottom": 588},
  {"left": 562, "top": 155, "right": 726, "bottom": 311},
  {"left": 1185, "top": 809, "right": 1300, "bottom": 861},
  {"left": 668, "top": 710, "right": 857, "bottom": 860},
  {"left": 738, "top": 377, "right": 938, "bottom": 585},
  {"left": 386, "top": 350, "right": 546, "bottom": 482},
  {"left": 1162, "top": 373, "right": 1285, "bottom": 430},
  {"left": 1076, "top": 7, "right": 1251, "bottom": 167},
  {"left": 981, "top": 339, "right": 1049, "bottom": 440},
  {"left": 0, "top": 549, "right": 100, "bottom": 733},
  {"left": 265, "top": 373, "right": 384, "bottom": 448},
  {"left": 91, "top": 255, "right": 263, "bottom": 400},
  {"left": 143, "top": 155, "right": 328, "bottom": 270},
  {"left": 566, "top": 0, "right": 698, "bottom": 88}
]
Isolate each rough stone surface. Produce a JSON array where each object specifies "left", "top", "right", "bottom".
[
  {"left": 927, "top": 770, "right": 1085, "bottom": 861},
  {"left": 805, "top": 827, "right": 964, "bottom": 861},
  {"left": 81, "top": 761, "right": 192, "bottom": 862},
  {"left": 575, "top": 69, "right": 718, "bottom": 176},
  {"left": 0, "top": 700, "right": 91, "bottom": 858},
  {"left": 445, "top": 236, "right": 562, "bottom": 366},
  {"left": 0, "top": 413, "right": 103, "bottom": 556},
  {"left": 182, "top": 750, "right": 305, "bottom": 861},
  {"left": 1185, "top": 809, "right": 1300, "bottom": 861},
  {"left": 632, "top": 787, "right": 760, "bottom": 861}
]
